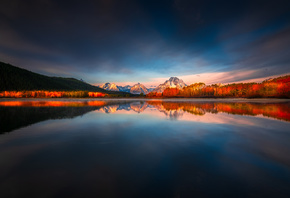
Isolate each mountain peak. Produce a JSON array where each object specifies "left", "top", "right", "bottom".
[
  {"left": 169, "top": 77, "right": 179, "bottom": 81},
  {"left": 100, "top": 82, "right": 119, "bottom": 91},
  {"left": 99, "top": 78, "right": 187, "bottom": 94},
  {"left": 153, "top": 77, "right": 186, "bottom": 93},
  {"left": 130, "top": 83, "right": 149, "bottom": 94}
]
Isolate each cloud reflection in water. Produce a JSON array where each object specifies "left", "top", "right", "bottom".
[{"left": 0, "top": 99, "right": 290, "bottom": 197}]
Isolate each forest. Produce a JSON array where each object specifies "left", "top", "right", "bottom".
[
  {"left": 1, "top": 61, "right": 289, "bottom": 98},
  {"left": 147, "top": 75, "right": 290, "bottom": 98},
  {"left": 0, "top": 91, "right": 107, "bottom": 98},
  {"left": 0, "top": 61, "right": 135, "bottom": 97},
  {"left": 0, "top": 61, "right": 106, "bottom": 92}
]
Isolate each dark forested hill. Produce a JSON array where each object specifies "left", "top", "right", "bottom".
[{"left": 0, "top": 61, "right": 112, "bottom": 93}]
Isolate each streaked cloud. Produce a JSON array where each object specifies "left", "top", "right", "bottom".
[{"left": 0, "top": 0, "right": 289, "bottom": 85}]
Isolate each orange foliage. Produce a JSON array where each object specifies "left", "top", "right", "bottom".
[
  {"left": 0, "top": 91, "right": 107, "bottom": 98},
  {"left": 146, "top": 75, "right": 290, "bottom": 98},
  {"left": 88, "top": 92, "right": 106, "bottom": 97},
  {"left": 163, "top": 88, "right": 179, "bottom": 97},
  {"left": 0, "top": 101, "right": 107, "bottom": 107},
  {"left": 146, "top": 92, "right": 163, "bottom": 98}
]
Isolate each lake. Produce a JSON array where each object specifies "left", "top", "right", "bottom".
[{"left": 0, "top": 98, "right": 290, "bottom": 198}]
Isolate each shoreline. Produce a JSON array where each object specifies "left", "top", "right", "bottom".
[{"left": 1, "top": 97, "right": 290, "bottom": 103}]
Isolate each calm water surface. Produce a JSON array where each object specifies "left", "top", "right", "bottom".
[{"left": 0, "top": 99, "right": 290, "bottom": 198}]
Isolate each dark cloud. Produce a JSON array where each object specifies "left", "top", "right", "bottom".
[
  {"left": 223, "top": 25, "right": 290, "bottom": 78},
  {"left": 0, "top": 0, "right": 289, "bottom": 84}
]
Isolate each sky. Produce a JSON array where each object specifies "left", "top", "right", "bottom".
[{"left": 0, "top": 0, "right": 290, "bottom": 87}]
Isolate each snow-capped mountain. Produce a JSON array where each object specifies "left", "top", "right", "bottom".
[
  {"left": 130, "top": 83, "right": 149, "bottom": 94},
  {"left": 147, "top": 86, "right": 156, "bottom": 92},
  {"left": 153, "top": 77, "right": 186, "bottom": 93},
  {"left": 99, "top": 83, "right": 119, "bottom": 91},
  {"left": 118, "top": 85, "right": 132, "bottom": 92},
  {"left": 99, "top": 82, "right": 149, "bottom": 94}
]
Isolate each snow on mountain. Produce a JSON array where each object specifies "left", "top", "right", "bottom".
[
  {"left": 130, "top": 102, "right": 148, "bottom": 113},
  {"left": 99, "top": 105, "right": 119, "bottom": 113},
  {"left": 99, "top": 82, "right": 148, "bottom": 94},
  {"left": 130, "top": 83, "right": 149, "bottom": 94},
  {"left": 99, "top": 103, "right": 148, "bottom": 113},
  {"left": 147, "top": 86, "right": 156, "bottom": 92},
  {"left": 99, "top": 83, "right": 120, "bottom": 91},
  {"left": 147, "top": 88, "right": 155, "bottom": 92},
  {"left": 153, "top": 77, "right": 186, "bottom": 93},
  {"left": 100, "top": 80, "right": 186, "bottom": 94},
  {"left": 118, "top": 85, "right": 132, "bottom": 93}
]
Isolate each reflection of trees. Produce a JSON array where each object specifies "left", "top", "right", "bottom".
[
  {"left": 1, "top": 100, "right": 289, "bottom": 133},
  {"left": 0, "top": 101, "right": 107, "bottom": 107},
  {"left": 215, "top": 103, "right": 290, "bottom": 121},
  {"left": 0, "top": 106, "right": 102, "bottom": 133},
  {"left": 147, "top": 101, "right": 290, "bottom": 122},
  {"left": 0, "top": 101, "right": 153, "bottom": 133},
  {"left": 147, "top": 101, "right": 206, "bottom": 117},
  {"left": 0, "top": 100, "right": 132, "bottom": 133}
]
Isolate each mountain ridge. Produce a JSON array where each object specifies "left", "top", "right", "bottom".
[
  {"left": 100, "top": 82, "right": 150, "bottom": 94},
  {"left": 99, "top": 77, "right": 188, "bottom": 94},
  {"left": 0, "top": 61, "right": 128, "bottom": 95},
  {"left": 100, "top": 83, "right": 120, "bottom": 91}
]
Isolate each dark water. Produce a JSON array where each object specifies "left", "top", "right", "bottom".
[{"left": 0, "top": 99, "right": 290, "bottom": 198}]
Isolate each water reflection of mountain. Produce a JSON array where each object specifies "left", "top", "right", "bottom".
[
  {"left": 99, "top": 102, "right": 148, "bottom": 113},
  {"left": 0, "top": 100, "right": 132, "bottom": 133},
  {"left": 97, "top": 101, "right": 290, "bottom": 121},
  {"left": 0, "top": 100, "right": 152, "bottom": 133},
  {"left": 1, "top": 100, "right": 289, "bottom": 133},
  {"left": 129, "top": 102, "right": 148, "bottom": 113},
  {"left": 148, "top": 101, "right": 207, "bottom": 120}
]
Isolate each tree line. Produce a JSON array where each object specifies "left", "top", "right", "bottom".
[{"left": 147, "top": 75, "right": 290, "bottom": 98}]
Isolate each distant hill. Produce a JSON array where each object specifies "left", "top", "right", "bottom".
[
  {"left": 0, "top": 61, "right": 127, "bottom": 94},
  {"left": 262, "top": 75, "right": 290, "bottom": 84}
]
